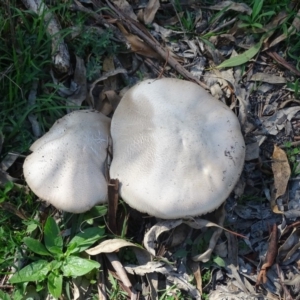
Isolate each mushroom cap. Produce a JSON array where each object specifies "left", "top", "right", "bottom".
[
  {"left": 110, "top": 78, "right": 245, "bottom": 219},
  {"left": 23, "top": 110, "right": 110, "bottom": 213}
]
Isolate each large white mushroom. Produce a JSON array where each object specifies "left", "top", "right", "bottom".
[
  {"left": 23, "top": 110, "right": 110, "bottom": 213},
  {"left": 110, "top": 78, "right": 245, "bottom": 219}
]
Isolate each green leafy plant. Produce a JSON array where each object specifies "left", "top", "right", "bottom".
[
  {"left": 0, "top": 181, "right": 14, "bottom": 204},
  {"left": 284, "top": 141, "right": 300, "bottom": 175},
  {"left": 238, "top": 0, "right": 275, "bottom": 29},
  {"left": 158, "top": 284, "right": 193, "bottom": 300},
  {"left": 287, "top": 79, "right": 300, "bottom": 98},
  {"left": 9, "top": 216, "right": 104, "bottom": 298},
  {"left": 107, "top": 272, "right": 128, "bottom": 299}
]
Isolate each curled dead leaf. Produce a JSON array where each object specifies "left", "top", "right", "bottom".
[
  {"left": 272, "top": 145, "right": 291, "bottom": 199},
  {"left": 270, "top": 145, "right": 291, "bottom": 214}
]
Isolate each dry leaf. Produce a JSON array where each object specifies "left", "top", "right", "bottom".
[
  {"left": 144, "top": 219, "right": 182, "bottom": 255},
  {"left": 88, "top": 68, "right": 127, "bottom": 107},
  {"left": 118, "top": 22, "right": 161, "bottom": 59},
  {"left": 67, "top": 56, "right": 87, "bottom": 111},
  {"left": 125, "top": 261, "right": 171, "bottom": 276},
  {"left": 208, "top": 1, "right": 252, "bottom": 15},
  {"left": 250, "top": 73, "right": 286, "bottom": 84},
  {"left": 144, "top": 0, "right": 160, "bottom": 25},
  {"left": 272, "top": 145, "right": 291, "bottom": 199},
  {"left": 86, "top": 238, "right": 143, "bottom": 255},
  {"left": 112, "top": 0, "right": 137, "bottom": 20}
]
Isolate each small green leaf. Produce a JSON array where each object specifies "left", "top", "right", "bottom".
[
  {"left": 44, "top": 217, "right": 63, "bottom": 255},
  {"left": 252, "top": 23, "right": 263, "bottom": 29},
  {"left": 49, "top": 259, "right": 63, "bottom": 270},
  {"left": 26, "top": 223, "right": 38, "bottom": 233},
  {"left": 258, "top": 11, "right": 275, "bottom": 18},
  {"left": 9, "top": 260, "right": 50, "bottom": 283},
  {"left": 217, "top": 41, "right": 262, "bottom": 69},
  {"left": 48, "top": 272, "right": 63, "bottom": 298},
  {"left": 67, "top": 227, "right": 105, "bottom": 254},
  {"left": 23, "top": 237, "right": 51, "bottom": 256},
  {"left": 213, "top": 256, "right": 226, "bottom": 267},
  {"left": 62, "top": 256, "right": 100, "bottom": 277},
  {"left": 252, "top": 0, "right": 263, "bottom": 20}
]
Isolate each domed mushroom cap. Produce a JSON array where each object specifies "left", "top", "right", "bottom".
[
  {"left": 23, "top": 110, "right": 110, "bottom": 213},
  {"left": 110, "top": 78, "right": 245, "bottom": 219}
]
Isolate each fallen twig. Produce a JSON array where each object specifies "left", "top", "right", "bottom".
[
  {"left": 107, "top": 179, "right": 119, "bottom": 235},
  {"left": 106, "top": 253, "right": 133, "bottom": 297},
  {"left": 105, "top": 0, "right": 209, "bottom": 90},
  {"left": 266, "top": 51, "right": 300, "bottom": 77},
  {"left": 70, "top": 1, "right": 127, "bottom": 44}
]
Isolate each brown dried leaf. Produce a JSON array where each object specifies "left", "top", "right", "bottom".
[
  {"left": 272, "top": 145, "right": 291, "bottom": 199},
  {"left": 143, "top": 0, "right": 160, "bottom": 25},
  {"left": 67, "top": 56, "right": 87, "bottom": 111},
  {"left": 0, "top": 202, "right": 29, "bottom": 220},
  {"left": 144, "top": 219, "right": 183, "bottom": 256},
  {"left": 187, "top": 260, "right": 202, "bottom": 294},
  {"left": 119, "top": 27, "right": 161, "bottom": 59},
  {"left": 102, "top": 90, "right": 121, "bottom": 111},
  {"left": 88, "top": 68, "right": 127, "bottom": 107},
  {"left": 86, "top": 238, "right": 144, "bottom": 255}
]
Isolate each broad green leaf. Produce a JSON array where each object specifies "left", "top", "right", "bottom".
[
  {"left": 44, "top": 217, "right": 63, "bottom": 255},
  {"left": 23, "top": 237, "right": 51, "bottom": 256},
  {"left": 9, "top": 260, "right": 50, "bottom": 283},
  {"left": 213, "top": 256, "right": 226, "bottom": 267},
  {"left": 67, "top": 227, "right": 105, "bottom": 255},
  {"left": 0, "top": 290, "right": 11, "bottom": 300},
  {"left": 62, "top": 256, "right": 100, "bottom": 277},
  {"left": 48, "top": 272, "right": 63, "bottom": 298},
  {"left": 217, "top": 41, "right": 262, "bottom": 69}
]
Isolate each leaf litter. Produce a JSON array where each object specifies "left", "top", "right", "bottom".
[{"left": 5, "top": 0, "right": 300, "bottom": 299}]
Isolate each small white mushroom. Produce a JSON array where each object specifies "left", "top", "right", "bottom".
[
  {"left": 110, "top": 78, "right": 245, "bottom": 219},
  {"left": 23, "top": 110, "right": 110, "bottom": 213}
]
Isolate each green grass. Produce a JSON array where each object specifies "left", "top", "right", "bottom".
[{"left": 0, "top": 0, "right": 118, "bottom": 158}]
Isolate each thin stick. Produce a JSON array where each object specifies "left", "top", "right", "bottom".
[{"left": 105, "top": 0, "right": 209, "bottom": 90}]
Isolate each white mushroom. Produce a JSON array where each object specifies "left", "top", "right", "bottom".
[
  {"left": 23, "top": 110, "right": 110, "bottom": 213},
  {"left": 110, "top": 78, "right": 245, "bottom": 219}
]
